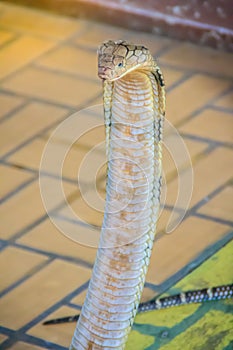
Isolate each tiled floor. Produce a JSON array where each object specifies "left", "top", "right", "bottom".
[{"left": 0, "top": 2, "right": 232, "bottom": 350}]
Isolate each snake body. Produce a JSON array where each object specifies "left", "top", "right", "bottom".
[
  {"left": 69, "top": 40, "right": 165, "bottom": 350},
  {"left": 44, "top": 284, "right": 233, "bottom": 325}
]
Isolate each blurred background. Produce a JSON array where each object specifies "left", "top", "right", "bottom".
[{"left": 0, "top": 1, "right": 232, "bottom": 349}]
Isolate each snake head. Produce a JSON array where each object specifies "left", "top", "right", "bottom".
[{"left": 98, "top": 40, "right": 151, "bottom": 81}]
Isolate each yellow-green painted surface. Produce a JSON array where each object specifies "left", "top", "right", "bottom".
[
  {"left": 159, "top": 308, "right": 233, "bottom": 350},
  {"left": 168, "top": 240, "right": 233, "bottom": 294},
  {"left": 127, "top": 331, "right": 155, "bottom": 349},
  {"left": 126, "top": 241, "right": 233, "bottom": 350}
]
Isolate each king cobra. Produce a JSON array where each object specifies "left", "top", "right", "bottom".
[{"left": 67, "top": 40, "right": 165, "bottom": 349}]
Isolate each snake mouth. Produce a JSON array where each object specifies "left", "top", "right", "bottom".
[{"left": 98, "top": 66, "right": 109, "bottom": 79}]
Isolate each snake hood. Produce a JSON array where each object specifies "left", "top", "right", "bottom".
[{"left": 98, "top": 40, "right": 154, "bottom": 81}]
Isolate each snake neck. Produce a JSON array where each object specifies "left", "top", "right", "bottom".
[
  {"left": 102, "top": 71, "right": 161, "bottom": 247},
  {"left": 70, "top": 71, "right": 163, "bottom": 349}
]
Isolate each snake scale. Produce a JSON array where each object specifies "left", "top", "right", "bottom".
[
  {"left": 67, "top": 40, "right": 165, "bottom": 350},
  {"left": 50, "top": 40, "right": 232, "bottom": 349},
  {"left": 69, "top": 40, "right": 165, "bottom": 350}
]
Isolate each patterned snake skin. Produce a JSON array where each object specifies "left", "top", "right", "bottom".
[
  {"left": 68, "top": 40, "right": 165, "bottom": 350},
  {"left": 44, "top": 284, "right": 233, "bottom": 325}
]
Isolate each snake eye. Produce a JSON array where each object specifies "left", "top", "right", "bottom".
[{"left": 118, "top": 62, "right": 123, "bottom": 67}]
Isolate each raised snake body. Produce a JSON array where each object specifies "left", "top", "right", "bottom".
[{"left": 69, "top": 40, "right": 165, "bottom": 350}]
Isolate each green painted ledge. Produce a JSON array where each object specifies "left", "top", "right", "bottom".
[{"left": 126, "top": 240, "right": 233, "bottom": 350}]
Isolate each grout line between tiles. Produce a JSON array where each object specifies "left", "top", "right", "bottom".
[
  {"left": 0, "top": 99, "right": 29, "bottom": 124},
  {"left": 19, "top": 281, "right": 90, "bottom": 333},
  {"left": 206, "top": 104, "right": 233, "bottom": 114},
  {"left": 159, "top": 61, "right": 233, "bottom": 81},
  {"left": 66, "top": 302, "right": 82, "bottom": 311},
  {"left": 185, "top": 179, "right": 233, "bottom": 220},
  {"left": 0, "top": 257, "right": 55, "bottom": 299},
  {"left": 0, "top": 88, "right": 76, "bottom": 111},
  {"left": 149, "top": 230, "right": 233, "bottom": 294},
  {"left": 32, "top": 62, "right": 99, "bottom": 85},
  {"left": 0, "top": 158, "right": 95, "bottom": 190},
  {"left": 0, "top": 325, "right": 67, "bottom": 350},
  {"left": 166, "top": 71, "right": 194, "bottom": 93},
  {"left": 193, "top": 212, "right": 233, "bottom": 227},
  {"left": 180, "top": 132, "right": 233, "bottom": 149},
  {"left": 2, "top": 239, "right": 94, "bottom": 270},
  {"left": 0, "top": 175, "right": 37, "bottom": 205}
]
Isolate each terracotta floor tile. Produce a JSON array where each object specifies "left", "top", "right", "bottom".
[
  {"left": 28, "top": 306, "right": 77, "bottom": 348},
  {"left": 184, "top": 138, "right": 208, "bottom": 161},
  {"left": 73, "top": 21, "right": 170, "bottom": 54},
  {"left": 129, "top": 33, "right": 173, "bottom": 56},
  {"left": 0, "top": 29, "right": 15, "bottom": 46},
  {"left": 147, "top": 216, "right": 231, "bottom": 284},
  {"left": 52, "top": 210, "right": 100, "bottom": 247},
  {"left": 8, "top": 138, "right": 88, "bottom": 181},
  {"left": 41, "top": 111, "right": 106, "bottom": 182},
  {"left": 63, "top": 142, "right": 105, "bottom": 183},
  {"left": 162, "top": 66, "right": 184, "bottom": 88},
  {"left": 166, "top": 75, "right": 230, "bottom": 124},
  {"left": 47, "top": 215, "right": 101, "bottom": 248},
  {"left": 72, "top": 146, "right": 106, "bottom": 186},
  {"left": 0, "top": 180, "right": 46, "bottom": 239},
  {"left": 0, "top": 2, "right": 83, "bottom": 39},
  {"left": 160, "top": 42, "right": 233, "bottom": 78},
  {"left": 0, "top": 164, "right": 33, "bottom": 198},
  {"left": 165, "top": 148, "right": 233, "bottom": 209},
  {"left": 0, "top": 93, "right": 25, "bottom": 119},
  {"left": 0, "top": 260, "right": 91, "bottom": 329},
  {"left": 73, "top": 22, "right": 128, "bottom": 49},
  {"left": 9, "top": 343, "right": 45, "bottom": 350},
  {"left": 37, "top": 45, "right": 99, "bottom": 82},
  {"left": 0, "top": 36, "right": 55, "bottom": 80},
  {"left": 215, "top": 90, "right": 233, "bottom": 109},
  {"left": 8, "top": 138, "right": 48, "bottom": 171},
  {"left": 45, "top": 108, "right": 105, "bottom": 150},
  {"left": 42, "top": 140, "right": 104, "bottom": 183},
  {"left": 0, "top": 102, "right": 68, "bottom": 157},
  {"left": 156, "top": 209, "right": 173, "bottom": 235},
  {"left": 0, "top": 334, "right": 8, "bottom": 344},
  {"left": 70, "top": 112, "right": 105, "bottom": 150},
  {"left": 0, "top": 179, "right": 75, "bottom": 239},
  {"left": 0, "top": 246, "right": 47, "bottom": 292},
  {"left": 198, "top": 185, "right": 233, "bottom": 222},
  {"left": 90, "top": 92, "right": 103, "bottom": 108},
  {"left": 162, "top": 148, "right": 178, "bottom": 183},
  {"left": 180, "top": 109, "right": 233, "bottom": 144},
  {"left": 59, "top": 189, "right": 104, "bottom": 228},
  {"left": 71, "top": 288, "right": 87, "bottom": 305},
  {"left": 18, "top": 219, "right": 97, "bottom": 265},
  {"left": 76, "top": 123, "right": 105, "bottom": 150},
  {"left": 2, "top": 67, "right": 101, "bottom": 107},
  {"left": 163, "top": 133, "right": 207, "bottom": 180}
]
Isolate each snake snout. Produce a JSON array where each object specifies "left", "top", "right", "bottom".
[{"left": 98, "top": 66, "right": 112, "bottom": 80}]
